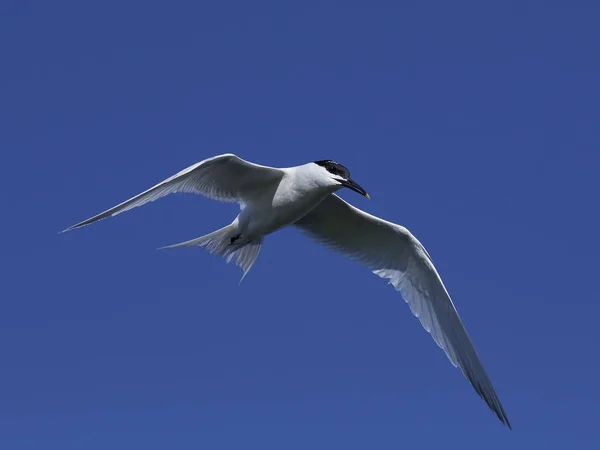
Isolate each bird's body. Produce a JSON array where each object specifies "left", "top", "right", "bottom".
[
  {"left": 63, "top": 153, "right": 511, "bottom": 428},
  {"left": 233, "top": 163, "right": 339, "bottom": 242}
]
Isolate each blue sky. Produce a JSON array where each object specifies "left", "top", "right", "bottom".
[{"left": 1, "top": 0, "right": 599, "bottom": 448}]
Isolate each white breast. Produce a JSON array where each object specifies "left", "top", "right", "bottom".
[{"left": 242, "top": 164, "right": 338, "bottom": 238}]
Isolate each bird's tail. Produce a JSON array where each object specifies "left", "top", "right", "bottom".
[{"left": 159, "top": 224, "right": 262, "bottom": 281}]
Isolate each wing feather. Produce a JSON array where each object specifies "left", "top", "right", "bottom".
[
  {"left": 62, "top": 154, "right": 283, "bottom": 232},
  {"left": 295, "top": 194, "right": 511, "bottom": 428}
]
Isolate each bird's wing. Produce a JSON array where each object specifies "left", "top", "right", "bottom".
[
  {"left": 295, "top": 194, "right": 511, "bottom": 428},
  {"left": 63, "top": 154, "right": 283, "bottom": 232}
]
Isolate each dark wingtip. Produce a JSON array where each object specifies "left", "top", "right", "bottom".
[
  {"left": 59, "top": 223, "right": 82, "bottom": 234},
  {"left": 497, "top": 403, "right": 512, "bottom": 430},
  {"left": 462, "top": 362, "right": 511, "bottom": 429}
]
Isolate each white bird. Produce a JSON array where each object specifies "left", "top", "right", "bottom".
[{"left": 63, "top": 153, "right": 511, "bottom": 428}]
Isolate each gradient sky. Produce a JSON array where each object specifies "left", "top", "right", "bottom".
[{"left": 2, "top": 1, "right": 599, "bottom": 448}]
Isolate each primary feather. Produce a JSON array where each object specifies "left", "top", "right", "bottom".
[
  {"left": 295, "top": 194, "right": 511, "bottom": 428},
  {"left": 62, "top": 154, "right": 510, "bottom": 428},
  {"left": 62, "top": 154, "right": 282, "bottom": 232}
]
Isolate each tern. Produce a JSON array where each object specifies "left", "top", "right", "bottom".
[{"left": 63, "top": 153, "right": 511, "bottom": 428}]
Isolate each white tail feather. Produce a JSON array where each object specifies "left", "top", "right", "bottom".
[{"left": 160, "top": 225, "right": 262, "bottom": 279}]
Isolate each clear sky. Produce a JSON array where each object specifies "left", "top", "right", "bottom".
[{"left": 1, "top": 1, "right": 599, "bottom": 448}]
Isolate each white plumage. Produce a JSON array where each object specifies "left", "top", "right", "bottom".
[{"left": 63, "top": 153, "right": 511, "bottom": 428}]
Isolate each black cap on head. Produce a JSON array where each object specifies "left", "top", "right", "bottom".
[
  {"left": 314, "top": 160, "right": 370, "bottom": 199},
  {"left": 314, "top": 160, "right": 350, "bottom": 179}
]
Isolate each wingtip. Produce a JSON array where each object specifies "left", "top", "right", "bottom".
[
  {"left": 495, "top": 396, "right": 512, "bottom": 430},
  {"left": 498, "top": 415, "right": 512, "bottom": 430},
  {"left": 501, "top": 410, "right": 512, "bottom": 430},
  {"left": 492, "top": 400, "right": 512, "bottom": 430},
  {"left": 60, "top": 222, "right": 89, "bottom": 234},
  {"left": 157, "top": 240, "right": 193, "bottom": 250}
]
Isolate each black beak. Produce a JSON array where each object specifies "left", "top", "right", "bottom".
[{"left": 339, "top": 178, "right": 370, "bottom": 199}]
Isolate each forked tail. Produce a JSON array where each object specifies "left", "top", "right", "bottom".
[{"left": 160, "top": 224, "right": 262, "bottom": 280}]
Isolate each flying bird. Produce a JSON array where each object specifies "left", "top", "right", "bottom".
[{"left": 62, "top": 153, "right": 511, "bottom": 428}]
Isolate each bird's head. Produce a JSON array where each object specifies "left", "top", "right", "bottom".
[{"left": 313, "top": 160, "right": 370, "bottom": 199}]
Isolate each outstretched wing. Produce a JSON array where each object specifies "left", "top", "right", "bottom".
[
  {"left": 62, "top": 154, "right": 283, "bottom": 232},
  {"left": 295, "top": 194, "right": 511, "bottom": 428}
]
